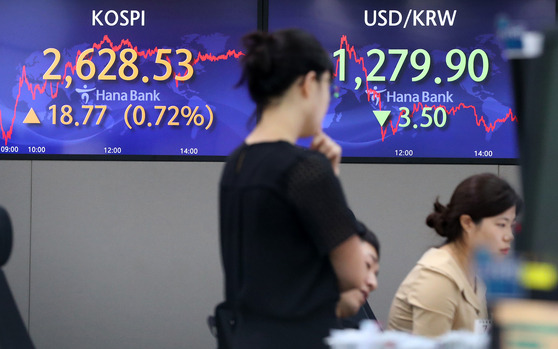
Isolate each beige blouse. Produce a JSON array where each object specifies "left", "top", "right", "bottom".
[{"left": 387, "top": 248, "right": 488, "bottom": 337}]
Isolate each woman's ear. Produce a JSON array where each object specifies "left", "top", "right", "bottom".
[
  {"left": 300, "top": 71, "right": 317, "bottom": 98},
  {"left": 459, "top": 214, "right": 476, "bottom": 236}
]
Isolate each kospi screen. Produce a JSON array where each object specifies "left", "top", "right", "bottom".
[
  {"left": 269, "top": 0, "right": 555, "bottom": 163},
  {"left": 0, "top": 0, "right": 257, "bottom": 159}
]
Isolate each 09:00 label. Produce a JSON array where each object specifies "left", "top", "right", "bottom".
[{"left": 1, "top": 146, "right": 19, "bottom": 153}]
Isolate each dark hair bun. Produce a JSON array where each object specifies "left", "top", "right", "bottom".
[
  {"left": 241, "top": 32, "right": 274, "bottom": 79},
  {"left": 237, "top": 29, "right": 333, "bottom": 121},
  {"left": 425, "top": 198, "right": 448, "bottom": 238}
]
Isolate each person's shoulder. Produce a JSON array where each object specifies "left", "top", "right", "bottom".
[
  {"left": 404, "top": 263, "right": 461, "bottom": 310},
  {"left": 396, "top": 250, "right": 460, "bottom": 296},
  {"left": 226, "top": 142, "right": 245, "bottom": 158},
  {"left": 221, "top": 143, "right": 247, "bottom": 173},
  {"left": 261, "top": 142, "right": 315, "bottom": 171},
  {"left": 221, "top": 142, "right": 313, "bottom": 184},
  {"left": 412, "top": 264, "right": 460, "bottom": 292},
  {"left": 282, "top": 147, "right": 337, "bottom": 189},
  {"left": 417, "top": 248, "right": 454, "bottom": 268},
  {"left": 290, "top": 146, "right": 331, "bottom": 171},
  {"left": 417, "top": 248, "right": 467, "bottom": 290}
]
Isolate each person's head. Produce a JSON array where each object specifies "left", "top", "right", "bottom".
[
  {"left": 426, "top": 173, "right": 522, "bottom": 256},
  {"left": 360, "top": 229, "right": 380, "bottom": 293},
  {"left": 336, "top": 229, "right": 381, "bottom": 319},
  {"left": 237, "top": 28, "right": 334, "bottom": 136}
]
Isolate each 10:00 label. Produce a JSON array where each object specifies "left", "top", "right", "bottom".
[{"left": 29, "top": 146, "right": 46, "bottom": 153}]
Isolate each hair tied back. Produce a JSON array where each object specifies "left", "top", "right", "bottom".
[{"left": 426, "top": 198, "right": 449, "bottom": 238}]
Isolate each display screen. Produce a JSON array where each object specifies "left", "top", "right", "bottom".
[
  {"left": 0, "top": 0, "right": 257, "bottom": 159},
  {"left": 0, "top": 1, "right": 555, "bottom": 162},
  {"left": 269, "top": 0, "right": 555, "bottom": 163}
]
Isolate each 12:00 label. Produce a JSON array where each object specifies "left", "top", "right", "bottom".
[
  {"left": 104, "top": 147, "right": 122, "bottom": 154},
  {"left": 395, "top": 149, "right": 414, "bottom": 157}
]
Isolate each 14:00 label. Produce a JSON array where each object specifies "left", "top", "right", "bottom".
[{"left": 474, "top": 150, "right": 493, "bottom": 157}]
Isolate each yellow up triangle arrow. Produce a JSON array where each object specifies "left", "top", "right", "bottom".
[
  {"left": 23, "top": 108, "right": 41, "bottom": 124},
  {"left": 373, "top": 110, "right": 390, "bottom": 127}
]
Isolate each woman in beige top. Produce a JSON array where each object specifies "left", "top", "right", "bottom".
[{"left": 388, "top": 173, "right": 521, "bottom": 337}]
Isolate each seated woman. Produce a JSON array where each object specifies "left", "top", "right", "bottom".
[
  {"left": 387, "top": 173, "right": 521, "bottom": 337},
  {"left": 337, "top": 228, "right": 380, "bottom": 328}
]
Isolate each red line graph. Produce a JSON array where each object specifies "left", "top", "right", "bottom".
[
  {"left": 1, "top": 35, "right": 244, "bottom": 145},
  {"left": 334, "top": 35, "right": 518, "bottom": 142}
]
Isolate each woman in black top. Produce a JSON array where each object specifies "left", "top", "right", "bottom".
[{"left": 219, "top": 28, "right": 369, "bottom": 349}]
